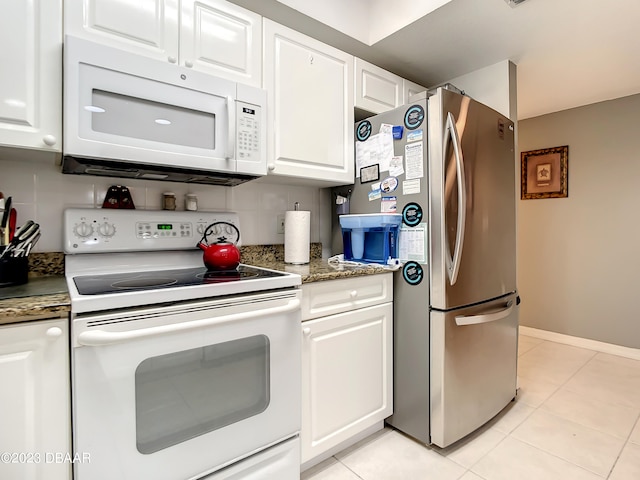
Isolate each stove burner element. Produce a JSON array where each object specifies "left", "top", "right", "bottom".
[
  {"left": 112, "top": 277, "right": 179, "bottom": 289},
  {"left": 72, "top": 265, "right": 289, "bottom": 296},
  {"left": 196, "top": 270, "right": 260, "bottom": 283}
]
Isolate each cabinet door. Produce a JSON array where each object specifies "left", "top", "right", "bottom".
[
  {"left": 180, "top": 0, "right": 262, "bottom": 86},
  {"left": 355, "top": 58, "right": 403, "bottom": 114},
  {"left": 403, "top": 78, "right": 428, "bottom": 104},
  {"left": 301, "top": 302, "right": 393, "bottom": 464},
  {"left": 64, "top": 0, "right": 179, "bottom": 62},
  {"left": 0, "top": 319, "right": 71, "bottom": 480},
  {"left": 301, "top": 273, "right": 393, "bottom": 321},
  {"left": 0, "top": 0, "right": 61, "bottom": 151},
  {"left": 263, "top": 20, "right": 354, "bottom": 186}
]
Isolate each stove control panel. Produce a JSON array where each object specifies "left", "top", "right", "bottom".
[{"left": 64, "top": 209, "right": 240, "bottom": 254}]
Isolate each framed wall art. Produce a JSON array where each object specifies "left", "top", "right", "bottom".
[{"left": 521, "top": 145, "right": 569, "bottom": 199}]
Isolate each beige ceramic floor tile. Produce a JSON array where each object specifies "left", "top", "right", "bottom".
[
  {"left": 471, "top": 436, "right": 602, "bottom": 480},
  {"left": 563, "top": 353, "right": 640, "bottom": 408},
  {"left": 435, "top": 425, "right": 506, "bottom": 469},
  {"left": 335, "top": 430, "right": 465, "bottom": 480},
  {"left": 484, "top": 399, "right": 535, "bottom": 434},
  {"left": 459, "top": 472, "right": 485, "bottom": 480},
  {"left": 301, "top": 457, "right": 361, "bottom": 480},
  {"left": 630, "top": 418, "right": 640, "bottom": 445},
  {"left": 517, "top": 335, "right": 544, "bottom": 356},
  {"left": 511, "top": 409, "right": 625, "bottom": 477},
  {"left": 541, "top": 388, "right": 639, "bottom": 439},
  {"left": 517, "top": 341, "right": 596, "bottom": 386},
  {"left": 608, "top": 442, "right": 640, "bottom": 480},
  {"left": 515, "top": 374, "right": 560, "bottom": 407}
]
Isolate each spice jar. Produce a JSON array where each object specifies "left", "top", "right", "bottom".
[
  {"left": 185, "top": 194, "right": 198, "bottom": 211},
  {"left": 162, "top": 192, "right": 176, "bottom": 210}
]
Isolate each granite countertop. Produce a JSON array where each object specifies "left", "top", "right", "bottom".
[
  {"left": 239, "top": 244, "right": 393, "bottom": 283},
  {"left": 0, "top": 275, "right": 70, "bottom": 325},
  {"left": 0, "top": 246, "right": 392, "bottom": 325}
]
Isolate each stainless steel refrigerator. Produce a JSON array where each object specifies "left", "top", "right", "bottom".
[{"left": 341, "top": 87, "right": 519, "bottom": 447}]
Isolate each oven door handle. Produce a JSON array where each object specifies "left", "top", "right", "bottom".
[{"left": 77, "top": 298, "right": 301, "bottom": 346}]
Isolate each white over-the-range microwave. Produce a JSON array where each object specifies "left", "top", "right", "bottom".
[{"left": 62, "top": 36, "right": 267, "bottom": 186}]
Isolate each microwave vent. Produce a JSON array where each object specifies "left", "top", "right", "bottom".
[{"left": 62, "top": 156, "right": 258, "bottom": 187}]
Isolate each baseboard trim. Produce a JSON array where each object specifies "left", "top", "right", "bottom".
[{"left": 520, "top": 326, "right": 640, "bottom": 361}]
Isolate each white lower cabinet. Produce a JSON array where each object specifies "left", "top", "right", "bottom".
[
  {"left": 301, "top": 274, "right": 393, "bottom": 468},
  {"left": 0, "top": 319, "right": 71, "bottom": 480}
]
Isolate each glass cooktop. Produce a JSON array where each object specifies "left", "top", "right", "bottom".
[{"left": 73, "top": 265, "right": 286, "bottom": 295}]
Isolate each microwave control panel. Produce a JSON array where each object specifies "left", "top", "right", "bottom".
[{"left": 236, "top": 102, "right": 261, "bottom": 161}]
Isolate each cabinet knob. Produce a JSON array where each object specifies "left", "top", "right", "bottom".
[
  {"left": 267, "top": 163, "right": 276, "bottom": 171},
  {"left": 168, "top": 56, "right": 177, "bottom": 64},
  {"left": 184, "top": 60, "right": 194, "bottom": 68},
  {"left": 350, "top": 290, "right": 358, "bottom": 298},
  {"left": 42, "top": 135, "right": 57, "bottom": 146},
  {"left": 46, "top": 327, "right": 63, "bottom": 338},
  {"left": 302, "top": 327, "right": 311, "bottom": 335}
]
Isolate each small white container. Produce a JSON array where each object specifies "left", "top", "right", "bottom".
[{"left": 185, "top": 194, "right": 198, "bottom": 211}]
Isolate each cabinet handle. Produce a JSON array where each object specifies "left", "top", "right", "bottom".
[
  {"left": 268, "top": 163, "right": 276, "bottom": 171},
  {"left": 46, "top": 327, "right": 63, "bottom": 338},
  {"left": 302, "top": 327, "right": 311, "bottom": 335},
  {"left": 184, "top": 60, "right": 194, "bottom": 68},
  {"left": 168, "top": 56, "right": 177, "bottom": 64},
  {"left": 350, "top": 290, "right": 358, "bottom": 298},
  {"left": 42, "top": 135, "right": 57, "bottom": 146}
]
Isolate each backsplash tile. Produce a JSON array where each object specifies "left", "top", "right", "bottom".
[{"left": 1, "top": 156, "right": 330, "bottom": 252}]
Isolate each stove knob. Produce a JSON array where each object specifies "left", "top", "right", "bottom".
[
  {"left": 98, "top": 222, "right": 116, "bottom": 237},
  {"left": 74, "top": 222, "right": 94, "bottom": 238}
]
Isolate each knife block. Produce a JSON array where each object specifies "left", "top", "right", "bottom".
[{"left": 0, "top": 252, "right": 29, "bottom": 287}]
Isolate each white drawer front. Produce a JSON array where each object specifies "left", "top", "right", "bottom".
[{"left": 301, "top": 273, "right": 393, "bottom": 321}]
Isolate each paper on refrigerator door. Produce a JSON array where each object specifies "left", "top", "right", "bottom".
[
  {"left": 355, "top": 131, "right": 394, "bottom": 177},
  {"left": 399, "top": 225, "right": 427, "bottom": 263},
  {"left": 405, "top": 142, "right": 424, "bottom": 180}
]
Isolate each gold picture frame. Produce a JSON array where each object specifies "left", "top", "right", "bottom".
[{"left": 521, "top": 145, "right": 568, "bottom": 199}]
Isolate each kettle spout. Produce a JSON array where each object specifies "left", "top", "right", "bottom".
[{"left": 197, "top": 242, "right": 207, "bottom": 251}]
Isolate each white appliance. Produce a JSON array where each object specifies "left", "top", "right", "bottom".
[
  {"left": 62, "top": 36, "right": 267, "bottom": 186},
  {"left": 64, "top": 209, "right": 302, "bottom": 480},
  {"left": 341, "top": 87, "right": 519, "bottom": 447}
]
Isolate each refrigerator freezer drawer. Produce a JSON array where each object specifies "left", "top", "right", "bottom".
[{"left": 430, "top": 293, "right": 518, "bottom": 447}]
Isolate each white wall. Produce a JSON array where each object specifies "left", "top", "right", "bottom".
[
  {"left": 0, "top": 156, "right": 329, "bottom": 253},
  {"left": 446, "top": 60, "right": 517, "bottom": 121},
  {"left": 518, "top": 93, "right": 640, "bottom": 349}
]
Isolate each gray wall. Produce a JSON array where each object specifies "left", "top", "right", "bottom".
[{"left": 517, "top": 93, "right": 640, "bottom": 349}]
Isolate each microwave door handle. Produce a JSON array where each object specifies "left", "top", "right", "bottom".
[
  {"left": 77, "top": 298, "right": 301, "bottom": 346},
  {"left": 226, "top": 96, "right": 236, "bottom": 160}
]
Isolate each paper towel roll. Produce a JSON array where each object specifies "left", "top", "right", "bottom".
[{"left": 285, "top": 210, "right": 310, "bottom": 264}]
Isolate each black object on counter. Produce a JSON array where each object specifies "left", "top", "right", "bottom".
[{"left": 0, "top": 251, "right": 29, "bottom": 287}]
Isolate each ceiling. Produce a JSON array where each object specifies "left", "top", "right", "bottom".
[{"left": 229, "top": 0, "right": 640, "bottom": 120}]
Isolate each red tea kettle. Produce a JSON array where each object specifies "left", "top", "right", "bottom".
[{"left": 197, "top": 222, "right": 241, "bottom": 271}]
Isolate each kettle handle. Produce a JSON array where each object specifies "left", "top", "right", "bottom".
[{"left": 199, "top": 221, "right": 240, "bottom": 247}]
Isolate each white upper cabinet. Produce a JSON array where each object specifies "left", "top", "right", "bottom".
[
  {"left": 180, "top": 0, "right": 262, "bottom": 86},
  {"left": 64, "top": 0, "right": 262, "bottom": 86},
  {"left": 0, "top": 0, "right": 62, "bottom": 151},
  {"left": 403, "top": 78, "right": 428, "bottom": 103},
  {"left": 355, "top": 58, "right": 403, "bottom": 114},
  {"left": 263, "top": 19, "right": 354, "bottom": 186}
]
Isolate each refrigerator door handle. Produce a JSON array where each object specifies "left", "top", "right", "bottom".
[
  {"left": 445, "top": 111, "right": 467, "bottom": 285},
  {"left": 455, "top": 301, "right": 513, "bottom": 326}
]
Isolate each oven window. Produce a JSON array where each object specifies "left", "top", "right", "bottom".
[
  {"left": 135, "top": 335, "right": 270, "bottom": 454},
  {"left": 90, "top": 89, "right": 216, "bottom": 149}
]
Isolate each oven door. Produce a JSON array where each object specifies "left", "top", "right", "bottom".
[{"left": 71, "top": 289, "right": 301, "bottom": 480}]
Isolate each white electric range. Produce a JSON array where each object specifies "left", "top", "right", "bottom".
[{"left": 64, "top": 208, "right": 302, "bottom": 480}]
